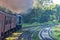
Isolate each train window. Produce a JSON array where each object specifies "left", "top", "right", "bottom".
[
  {"left": 19, "top": 17, "right": 21, "bottom": 24},
  {"left": 17, "top": 16, "right": 21, "bottom": 24},
  {"left": 0, "top": 20, "right": 3, "bottom": 27},
  {"left": 9, "top": 17, "right": 11, "bottom": 23},
  {"left": 5, "top": 17, "right": 8, "bottom": 24},
  {"left": 5, "top": 16, "right": 11, "bottom": 24},
  {"left": 12, "top": 17, "right": 14, "bottom": 21}
]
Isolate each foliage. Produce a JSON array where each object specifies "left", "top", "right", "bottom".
[
  {"left": 0, "top": 6, "right": 13, "bottom": 14},
  {"left": 22, "top": 22, "right": 40, "bottom": 27},
  {"left": 22, "top": 0, "right": 60, "bottom": 26},
  {"left": 51, "top": 25, "right": 60, "bottom": 40},
  {"left": 33, "top": 31, "right": 40, "bottom": 40}
]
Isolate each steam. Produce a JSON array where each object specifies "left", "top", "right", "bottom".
[{"left": 0, "top": 0, "right": 34, "bottom": 14}]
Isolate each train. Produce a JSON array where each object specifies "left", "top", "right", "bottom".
[{"left": 0, "top": 11, "right": 22, "bottom": 40}]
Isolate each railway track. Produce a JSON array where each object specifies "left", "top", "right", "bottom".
[{"left": 39, "top": 27, "right": 54, "bottom": 40}]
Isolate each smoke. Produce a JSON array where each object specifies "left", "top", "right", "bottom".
[{"left": 0, "top": 0, "right": 34, "bottom": 14}]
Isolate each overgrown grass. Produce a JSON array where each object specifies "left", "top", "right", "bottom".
[
  {"left": 22, "top": 22, "right": 41, "bottom": 28},
  {"left": 22, "top": 21, "right": 59, "bottom": 28},
  {"left": 33, "top": 31, "right": 40, "bottom": 40},
  {"left": 51, "top": 25, "right": 60, "bottom": 40}
]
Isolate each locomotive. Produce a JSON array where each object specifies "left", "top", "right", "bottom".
[{"left": 0, "top": 11, "right": 22, "bottom": 40}]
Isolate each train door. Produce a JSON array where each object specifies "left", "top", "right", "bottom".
[
  {"left": 13, "top": 16, "right": 16, "bottom": 28},
  {"left": 11, "top": 16, "right": 16, "bottom": 29},
  {"left": 4, "top": 15, "right": 11, "bottom": 32},
  {"left": 11, "top": 16, "right": 15, "bottom": 29}
]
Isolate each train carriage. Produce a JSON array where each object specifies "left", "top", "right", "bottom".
[
  {"left": 3, "top": 13, "right": 17, "bottom": 39},
  {"left": 0, "top": 11, "right": 22, "bottom": 40}
]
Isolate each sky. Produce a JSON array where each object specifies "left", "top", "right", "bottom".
[
  {"left": 0, "top": 0, "right": 34, "bottom": 13},
  {"left": 53, "top": 0, "right": 60, "bottom": 5},
  {"left": 0, "top": 0, "right": 60, "bottom": 13}
]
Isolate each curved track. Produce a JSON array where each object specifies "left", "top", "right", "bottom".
[{"left": 39, "top": 27, "right": 54, "bottom": 40}]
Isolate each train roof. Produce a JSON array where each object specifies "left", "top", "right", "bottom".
[
  {"left": 0, "top": 11, "right": 22, "bottom": 18},
  {"left": 0, "top": 11, "right": 16, "bottom": 16}
]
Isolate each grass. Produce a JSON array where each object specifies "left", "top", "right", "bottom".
[
  {"left": 51, "top": 25, "right": 60, "bottom": 40},
  {"left": 33, "top": 31, "right": 40, "bottom": 40},
  {"left": 22, "top": 22, "right": 41, "bottom": 28},
  {"left": 22, "top": 21, "right": 59, "bottom": 28}
]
